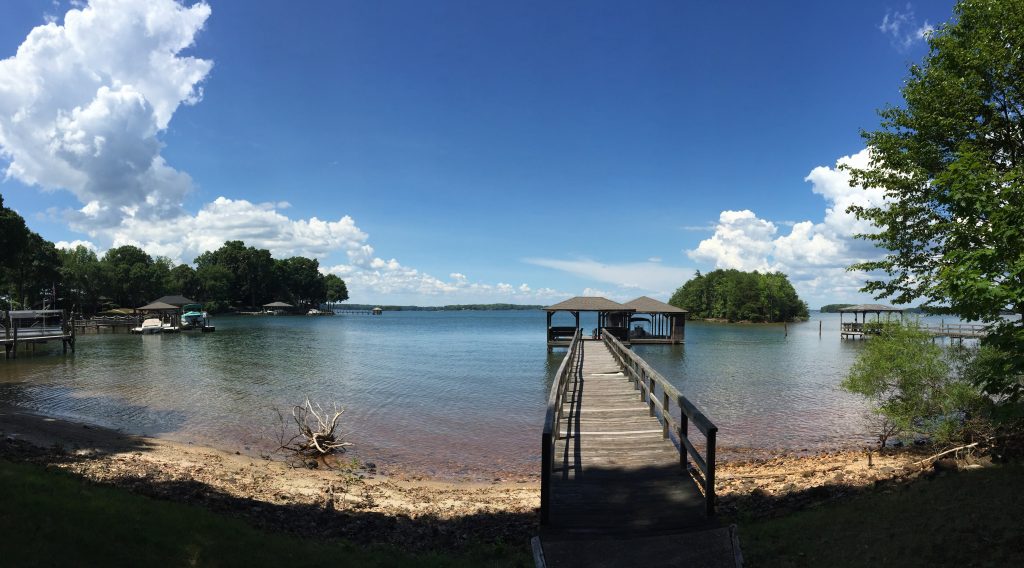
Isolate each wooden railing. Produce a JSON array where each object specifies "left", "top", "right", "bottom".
[
  {"left": 540, "top": 328, "right": 582, "bottom": 525},
  {"left": 602, "top": 330, "right": 719, "bottom": 516},
  {"left": 924, "top": 323, "right": 987, "bottom": 337}
]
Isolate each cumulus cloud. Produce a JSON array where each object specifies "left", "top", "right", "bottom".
[
  {"left": 687, "top": 149, "right": 889, "bottom": 305},
  {"left": 879, "top": 5, "right": 932, "bottom": 49},
  {"left": 0, "top": 1, "right": 570, "bottom": 306},
  {"left": 54, "top": 239, "right": 99, "bottom": 252},
  {"left": 0, "top": 0, "right": 212, "bottom": 227},
  {"left": 104, "top": 197, "right": 369, "bottom": 262},
  {"left": 688, "top": 210, "right": 777, "bottom": 271}
]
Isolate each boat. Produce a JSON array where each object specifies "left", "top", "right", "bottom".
[
  {"left": 180, "top": 304, "right": 215, "bottom": 332},
  {"left": 131, "top": 318, "right": 164, "bottom": 335}
]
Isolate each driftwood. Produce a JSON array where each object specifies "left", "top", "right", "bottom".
[
  {"left": 912, "top": 442, "right": 980, "bottom": 466},
  {"left": 276, "top": 398, "right": 352, "bottom": 457}
]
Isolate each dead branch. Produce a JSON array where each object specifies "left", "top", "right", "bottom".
[
  {"left": 912, "top": 442, "right": 980, "bottom": 466},
  {"left": 275, "top": 397, "right": 352, "bottom": 458}
]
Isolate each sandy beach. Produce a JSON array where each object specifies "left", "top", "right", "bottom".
[{"left": 1, "top": 405, "right": 954, "bottom": 549}]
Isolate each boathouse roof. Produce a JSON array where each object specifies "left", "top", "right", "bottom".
[
  {"left": 263, "top": 301, "right": 294, "bottom": 308},
  {"left": 137, "top": 301, "right": 179, "bottom": 311},
  {"left": 151, "top": 295, "right": 196, "bottom": 307},
  {"left": 545, "top": 296, "right": 634, "bottom": 312},
  {"left": 838, "top": 304, "right": 903, "bottom": 313},
  {"left": 623, "top": 296, "right": 688, "bottom": 314}
]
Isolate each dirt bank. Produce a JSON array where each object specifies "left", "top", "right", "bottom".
[{"left": 1, "top": 405, "right": 969, "bottom": 548}]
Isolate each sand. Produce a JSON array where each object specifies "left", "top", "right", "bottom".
[{"left": 1, "top": 405, "right": 960, "bottom": 549}]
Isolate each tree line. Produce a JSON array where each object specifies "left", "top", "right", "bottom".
[
  {"left": 1, "top": 195, "right": 348, "bottom": 314},
  {"left": 668, "top": 269, "right": 809, "bottom": 322}
]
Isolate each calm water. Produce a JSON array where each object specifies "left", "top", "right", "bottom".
[{"left": 0, "top": 310, "right": 957, "bottom": 478}]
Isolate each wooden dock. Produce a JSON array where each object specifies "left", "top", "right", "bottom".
[
  {"left": 3, "top": 310, "right": 75, "bottom": 359},
  {"left": 541, "top": 330, "right": 717, "bottom": 536},
  {"left": 841, "top": 321, "right": 988, "bottom": 341}
]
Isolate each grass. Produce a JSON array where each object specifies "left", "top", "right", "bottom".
[
  {"left": 0, "top": 460, "right": 530, "bottom": 567},
  {"left": 740, "top": 463, "right": 1024, "bottom": 567}
]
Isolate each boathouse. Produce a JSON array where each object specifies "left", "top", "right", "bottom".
[
  {"left": 622, "top": 296, "right": 687, "bottom": 344},
  {"left": 263, "top": 301, "right": 294, "bottom": 315},
  {"left": 545, "top": 296, "right": 633, "bottom": 348},
  {"left": 151, "top": 295, "right": 197, "bottom": 308},
  {"left": 839, "top": 304, "right": 904, "bottom": 339}
]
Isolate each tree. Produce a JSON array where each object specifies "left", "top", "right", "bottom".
[
  {"left": 0, "top": 194, "right": 29, "bottom": 269},
  {"left": 58, "top": 245, "right": 103, "bottom": 314},
  {"left": 324, "top": 274, "right": 349, "bottom": 303},
  {"left": 846, "top": 0, "right": 1024, "bottom": 400},
  {"left": 274, "top": 256, "right": 325, "bottom": 308},
  {"left": 668, "top": 269, "right": 808, "bottom": 322},
  {"left": 100, "top": 245, "right": 157, "bottom": 308},
  {"left": 842, "top": 322, "right": 988, "bottom": 450},
  {"left": 168, "top": 264, "right": 200, "bottom": 299},
  {"left": 196, "top": 263, "right": 232, "bottom": 311},
  {"left": 195, "top": 241, "right": 277, "bottom": 308}
]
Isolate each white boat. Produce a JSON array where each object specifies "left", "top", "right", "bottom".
[{"left": 131, "top": 318, "right": 163, "bottom": 334}]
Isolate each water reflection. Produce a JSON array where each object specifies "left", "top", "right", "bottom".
[{"left": 0, "top": 311, "right": 970, "bottom": 477}]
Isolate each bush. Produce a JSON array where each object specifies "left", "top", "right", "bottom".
[{"left": 841, "top": 322, "right": 989, "bottom": 449}]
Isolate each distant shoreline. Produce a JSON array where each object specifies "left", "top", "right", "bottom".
[{"left": 331, "top": 303, "right": 544, "bottom": 312}]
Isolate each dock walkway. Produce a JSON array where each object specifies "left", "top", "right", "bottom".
[
  {"left": 547, "top": 339, "right": 706, "bottom": 533},
  {"left": 537, "top": 332, "right": 738, "bottom": 566}
]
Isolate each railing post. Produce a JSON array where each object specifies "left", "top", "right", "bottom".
[
  {"left": 662, "top": 392, "right": 670, "bottom": 439},
  {"left": 648, "top": 376, "right": 656, "bottom": 417},
  {"left": 679, "top": 412, "right": 689, "bottom": 471},
  {"left": 541, "top": 431, "right": 551, "bottom": 525},
  {"left": 706, "top": 427, "right": 717, "bottom": 517}
]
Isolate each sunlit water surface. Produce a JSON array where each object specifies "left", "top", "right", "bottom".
[{"left": 0, "top": 310, "right": 964, "bottom": 478}]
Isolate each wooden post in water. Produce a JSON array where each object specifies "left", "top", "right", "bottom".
[
  {"left": 785, "top": 322, "right": 788, "bottom": 337},
  {"left": 819, "top": 320, "right": 822, "bottom": 337}
]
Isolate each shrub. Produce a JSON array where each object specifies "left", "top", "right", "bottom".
[{"left": 842, "top": 322, "right": 989, "bottom": 449}]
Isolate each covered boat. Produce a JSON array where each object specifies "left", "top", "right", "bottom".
[{"left": 180, "top": 304, "right": 215, "bottom": 332}]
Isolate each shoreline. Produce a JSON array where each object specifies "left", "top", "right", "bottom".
[{"left": 1, "top": 404, "right": 946, "bottom": 547}]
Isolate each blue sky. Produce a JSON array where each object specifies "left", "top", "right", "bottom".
[{"left": 0, "top": 0, "right": 956, "bottom": 306}]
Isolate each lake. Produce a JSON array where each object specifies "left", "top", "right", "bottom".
[{"left": 0, "top": 310, "right": 952, "bottom": 479}]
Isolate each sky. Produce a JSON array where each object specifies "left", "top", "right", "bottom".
[{"left": 0, "top": 0, "right": 958, "bottom": 307}]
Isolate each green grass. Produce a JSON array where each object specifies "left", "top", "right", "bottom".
[
  {"left": 0, "top": 460, "right": 529, "bottom": 567},
  {"left": 740, "top": 463, "right": 1024, "bottom": 567}
]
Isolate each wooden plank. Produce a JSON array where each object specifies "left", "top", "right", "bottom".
[{"left": 546, "top": 339, "right": 711, "bottom": 535}]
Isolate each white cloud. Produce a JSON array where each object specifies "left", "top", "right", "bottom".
[
  {"left": 54, "top": 239, "right": 99, "bottom": 253},
  {"left": 0, "top": 0, "right": 212, "bottom": 227},
  {"left": 687, "top": 210, "right": 777, "bottom": 271},
  {"left": 879, "top": 5, "right": 931, "bottom": 49},
  {"left": 100, "top": 197, "right": 368, "bottom": 262},
  {"left": 525, "top": 257, "right": 693, "bottom": 298},
  {"left": 687, "top": 149, "right": 890, "bottom": 306}
]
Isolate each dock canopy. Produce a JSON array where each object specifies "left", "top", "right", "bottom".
[
  {"left": 622, "top": 296, "right": 688, "bottom": 344},
  {"left": 544, "top": 296, "right": 635, "bottom": 347},
  {"left": 838, "top": 304, "right": 903, "bottom": 313},
  {"left": 151, "top": 295, "right": 197, "bottom": 307},
  {"left": 137, "top": 301, "right": 179, "bottom": 311},
  {"left": 839, "top": 304, "right": 904, "bottom": 338},
  {"left": 263, "top": 301, "right": 294, "bottom": 308}
]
